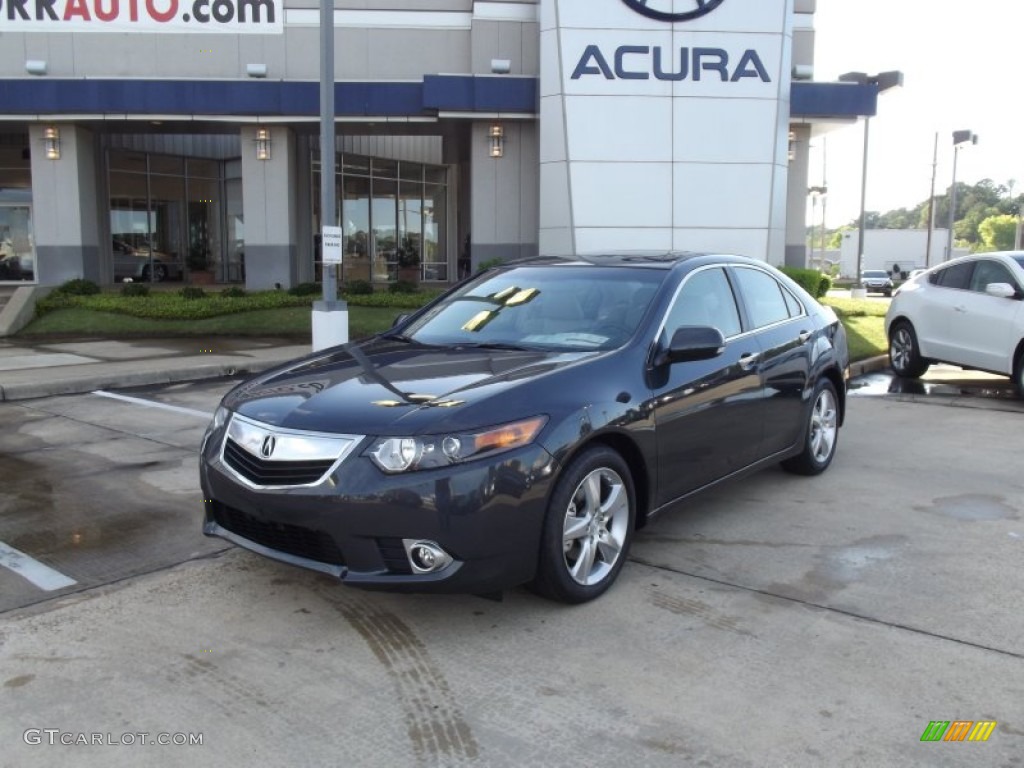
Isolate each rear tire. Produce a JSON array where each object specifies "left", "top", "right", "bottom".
[
  {"left": 782, "top": 378, "right": 839, "bottom": 476},
  {"left": 889, "top": 320, "right": 929, "bottom": 379},
  {"left": 532, "top": 446, "right": 635, "bottom": 604}
]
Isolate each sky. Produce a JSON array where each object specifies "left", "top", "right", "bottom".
[{"left": 808, "top": 0, "right": 1024, "bottom": 228}]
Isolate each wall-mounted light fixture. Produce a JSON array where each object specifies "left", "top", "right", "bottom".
[
  {"left": 42, "top": 126, "right": 60, "bottom": 160},
  {"left": 25, "top": 59, "right": 47, "bottom": 76},
  {"left": 489, "top": 124, "right": 504, "bottom": 158},
  {"left": 255, "top": 127, "right": 271, "bottom": 161},
  {"left": 246, "top": 63, "right": 268, "bottom": 78},
  {"left": 490, "top": 59, "right": 512, "bottom": 75}
]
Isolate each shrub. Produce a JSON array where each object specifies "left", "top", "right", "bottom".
[
  {"left": 288, "top": 282, "right": 322, "bottom": 297},
  {"left": 780, "top": 266, "right": 830, "bottom": 299},
  {"left": 55, "top": 278, "right": 100, "bottom": 296},
  {"left": 345, "top": 279, "right": 374, "bottom": 295},
  {"left": 120, "top": 283, "right": 150, "bottom": 298},
  {"left": 388, "top": 280, "right": 419, "bottom": 294},
  {"left": 179, "top": 286, "right": 206, "bottom": 300},
  {"left": 220, "top": 286, "right": 248, "bottom": 298},
  {"left": 476, "top": 258, "right": 505, "bottom": 273}
]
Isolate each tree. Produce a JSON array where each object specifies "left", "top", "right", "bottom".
[{"left": 977, "top": 214, "right": 1018, "bottom": 252}]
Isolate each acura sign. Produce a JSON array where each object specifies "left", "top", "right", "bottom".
[{"left": 621, "top": 0, "right": 726, "bottom": 23}]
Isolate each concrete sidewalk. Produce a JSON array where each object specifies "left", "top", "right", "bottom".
[{"left": 0, "top": 336, "right": 311, "bottom": 402}]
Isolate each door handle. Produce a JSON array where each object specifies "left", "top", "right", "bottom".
[
  {"left": 738, "top": 352, "right": 760, "bottom": 371},
  {"left": 954, "top": 305, "right": 967, "bottom": 313},
  {"left": 798, "top": 330, "right": 812, "bottom": 343}
]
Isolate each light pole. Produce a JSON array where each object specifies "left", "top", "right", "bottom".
[
  {"left": 808, "top": 185, "right": 827, "bottom": 268},
  {"left": 311, "top": 0, "right": 349, "bottom": 350},
  {"left": 839, "top": 70, "right": 904, "bottom": 294},
  {"left": 945, "top": 129, "right": 978, "bottom": 262}
]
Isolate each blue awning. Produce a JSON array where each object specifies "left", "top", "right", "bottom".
[{"left": 0, "top": 77, "right": 873, "bottom": 120}]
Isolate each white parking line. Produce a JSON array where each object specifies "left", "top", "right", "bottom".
[
  {"left": 92, "top": 390, "right": 213, "bottom": 420},
  {"left": 0, "top": 541, "right": 77, "bottom": 591}
]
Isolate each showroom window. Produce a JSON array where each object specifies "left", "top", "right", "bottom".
[
  {"left": 108, "top": 151, "right": 233, "bottom": 283},
  {"left": 0, "top": 134, "right": 34, "bottom": 283},
  {"left": 312, "top": 152, "right": 449, "bottom": 285}
]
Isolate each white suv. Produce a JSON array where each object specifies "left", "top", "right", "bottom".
[{"left": 885, "top": 252, "right": 1024, "bottom": 396}]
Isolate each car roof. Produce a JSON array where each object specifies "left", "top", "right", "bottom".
[{"left": 494, "top": 252, "right": 769, "bottom": 271}]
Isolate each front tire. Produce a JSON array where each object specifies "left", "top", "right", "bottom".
[
  {"left": 532, "top": 446, "right": 635, "bottom": 604},
  {"left": 889, "top": 320, "right": 930, "bottom": 378},
  {"left": 1014, "top": 350, "right": 1024, "bottom": 398},
  {"left": 782, "top": 378, "right": 840, "bottom": 476}
]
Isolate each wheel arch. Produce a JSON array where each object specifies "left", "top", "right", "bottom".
[
  {"left": 821, "top": 366, "right": 847, "bottom": 427},
  {"left": 1013, "top": 338, "right": 1024, "bottom": 388},
  {"left": 557, "top": 431, "right": 653, "bottom": 530}
]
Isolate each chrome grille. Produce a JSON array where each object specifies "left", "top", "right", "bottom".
[
  {"left": 223, "top": 439, "right": 336, "bottom": 486},
  {"left": 220, "top": 414, "right": 362, "bottom": 489}
]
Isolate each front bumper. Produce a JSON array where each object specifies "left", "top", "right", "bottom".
[{"left": 200, "top": 435, "right": 559, "bottom": 594}]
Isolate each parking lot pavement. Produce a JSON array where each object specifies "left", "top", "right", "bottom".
[
  {"left": 1, "top": 383, "right": 1022, "bottom": 766},
  {"left": 851, "top": 364, "right": 1024, "bottom": 413}
]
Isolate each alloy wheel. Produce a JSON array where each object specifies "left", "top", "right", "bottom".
[
  {"left": 562, "top": 468, "right": 630, "bottom": 586},
  {"left": 891, "top": 327, "right": 913, "bottom": 373},
  {"left": 809, "top": 386, "right": 838, "bottom": 464}
]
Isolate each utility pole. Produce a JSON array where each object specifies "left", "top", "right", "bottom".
[
  {"left": 924, "top": 132, "right": 938, "bottom": 268},
  {"left": 1017, "top": 203, "right": 1024, "bottom": 250},
  {"left": 818, "top": 138, "right": 828, "bottom": 263}
]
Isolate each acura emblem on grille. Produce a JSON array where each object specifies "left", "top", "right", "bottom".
[{"left": 260, "top": 435, "right": 277, "bottom": 458}]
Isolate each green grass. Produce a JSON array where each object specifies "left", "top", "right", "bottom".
[
  {"left": 822, "top": 297, "right": 888, "bottom": 360},
  {"left": 20, "top": 306, "right": 405, "bottom": 339}
]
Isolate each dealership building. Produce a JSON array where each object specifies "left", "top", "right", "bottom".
[{"left": 0, "top": 0, "right": 876, "bottom": 292}]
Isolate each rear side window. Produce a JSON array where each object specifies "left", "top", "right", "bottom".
[
  {"left": 732, "top": 267, "right": 791, "bottom": 329},
  {"left": 929, "top": 262, "right": 973, "bottom": 290}
]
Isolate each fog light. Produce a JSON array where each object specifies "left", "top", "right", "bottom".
[{"left": 402, "top": 539, "right": 454, "bottom": 574}]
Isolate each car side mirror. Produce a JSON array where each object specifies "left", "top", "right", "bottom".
[
  {"left": 656, "top": 326, "right": 725, "bottom": 367},
  {"left": 392, "top": 313, "right": 410, "bottom": 328},
  {"left": 985, "top": 282, "right": 1018, "bottom": 299}
]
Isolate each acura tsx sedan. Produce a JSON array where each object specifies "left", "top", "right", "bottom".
[{"left": 200, "top": 253, "right": 849, "bottom": 603}]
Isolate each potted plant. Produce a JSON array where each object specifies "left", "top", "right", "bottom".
[
  {"left": 395, "top": 235, "right": 421, "bottom": 285},
  {"left": 188, "top": 245, "right": 215, "bottom": 285}
]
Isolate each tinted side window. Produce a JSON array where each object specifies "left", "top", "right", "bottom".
[
  {"left": 733, "top": 268, "right": 791, "bottom": 329},
  {"left": 930, "top": 262, "right": 973, "bottom": 289},
  {"left": 782, "top": 287, "right": 805, "bottom": 318},
  {"left": 968, "top": 260, "right": 1015, "bottom": 292},
  {"left": 663, "top": 268, "right": 742, "bottom": 339}
]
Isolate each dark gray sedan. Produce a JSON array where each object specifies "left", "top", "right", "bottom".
[{"left": 200, "top": 253, "right": 850, "bottom": 603}]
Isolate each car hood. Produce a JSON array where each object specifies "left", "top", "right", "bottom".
[{"left": 224, "top": 337, "right": 600, "bottom": 435}]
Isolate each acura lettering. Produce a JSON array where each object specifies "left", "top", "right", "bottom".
[{"left": 571, "top": 44, "right": 770, "bottom": 83}]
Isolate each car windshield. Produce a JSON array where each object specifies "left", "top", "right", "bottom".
[
  {"left": 862, "top": 271, "right": 888, "bottom": 278},
  {"left": 399, "top": 266, "right": 666, "bottom": 351}
]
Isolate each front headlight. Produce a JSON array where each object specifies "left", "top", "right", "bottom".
[
  {"left": 367, "top": 416, "right": 547, "bottom": 474},
  {"left": 209, "top": 405, "right": 230, "bottom": 434}
]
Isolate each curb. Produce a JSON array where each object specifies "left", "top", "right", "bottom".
[
  {"left": 0, "top": 357, "right": 293, "bottom": 403},
  {"left": 849, "top": 355, "right": 890, "bottom": 379}
]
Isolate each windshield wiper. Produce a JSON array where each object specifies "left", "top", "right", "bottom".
[{"left": 451, "top": 341, "right": 537, "bottom": 351}]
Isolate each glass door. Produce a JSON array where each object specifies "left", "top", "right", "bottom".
[{"left": 0, "top": 205, "right": 35, "bottom": 282}]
